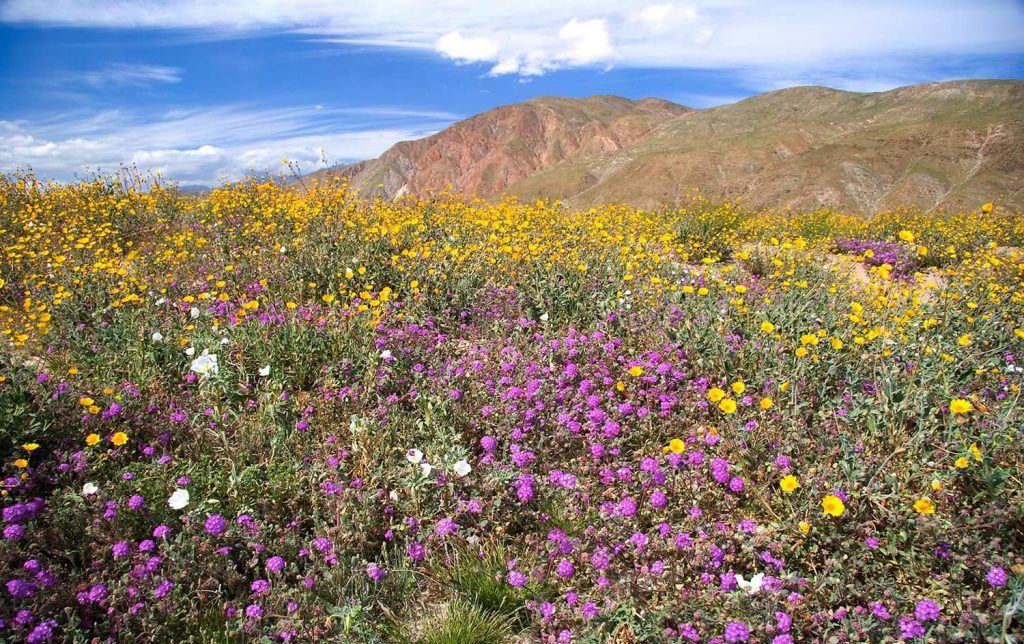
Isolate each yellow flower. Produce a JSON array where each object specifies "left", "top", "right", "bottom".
[
  {"left": 780, "top": 475, "right": 800, "bottom": 493},
  {"left": 954, "top": 456, "right": 969, "bottom": 469},
  {"left": 930, "top": 480, "right": 942, "bottom": 491},
  {"left": 86, "top": 433, "right": 100, "bottom": 446},
  {"left": 88, "top": 405, "right": 100, "bottom": 415},
  {"left": 799, "top": 521, "right": 810, "bottom": 535},
  {"left": 800, "top": 334, "right": 819, "bottom": 346},
  {"left": 759, "top": 397, "right": 773, "bottom": 410},
  {"left": 111, "top": 432, "right": 128, "bottom": 447},
  {"left": 731, "top": 381, "right": 745, "bottom": 395},
  {"left": 949, "top": 399, "right": 973, "bottom": 414},
  {"left": 22, "top": 443, "right": 39, "bottom": 452},
  {"left": 627, "top": 365, "right": 644, "bottom": 377},
  {"left": 322, "top": 294, "right": 335, "bottom": 303},
  {"left": 718, "top": 398, "right": 737, "bottom": 414},
  {"left": 707, "top": 387, "right": 726, "bottom": 402},
  {"left": 913, "top": 498, "right": 936, "bottom": 515},
  {"left": 830, "top": 338, "right": 843, "bottom": 350},
  {"left": 795, "top": 347, "right": 808, "bottom": 358},
  {"left": 822, "top": 494, "right": 845, "bottom": 517},
  {"left": 779, "top": 381, "right": 791, "bottom": 393},
  {"left": 14, "top": 458, "right": 28, "bottom": 469},
  {"left": 981, "top": 202, "right": 993, "bottom": 213},
  {"left": 969, "top": 442, "right": 982, "bottom": 462},
  {"left": 79, "top": 396, "right": 95, "bottom": 407},
  {"left": 957, "top": 334, "right": 971, "bottom": 347},
  {"left": 667, "top": 438, "right": 686, "bottom": 454},
  {"left": 898, "top": 230, "right": 915, "bottom": 243},
  {"left": 760, "top": 321, "right": 775, "bottom": 333}
]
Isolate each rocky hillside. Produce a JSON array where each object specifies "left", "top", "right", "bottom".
[{"left": 311, "top": 80, "right": 1024, "bottom": 213}]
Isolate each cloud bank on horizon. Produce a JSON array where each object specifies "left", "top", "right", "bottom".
[{"left": 1, "top": 0, "right": 1022, "bottom": 184}]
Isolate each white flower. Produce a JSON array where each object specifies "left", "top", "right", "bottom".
[
  {"left": 405, "top": 448, "right": 424, "bottom": 464},
  {"left": 452, "top": 459, "right": 472, "bottom": 478},
  {"left": 220, "top": 337, "right": 229, "bottom": 345},
  {"left": 185, "top": 346, "right": 195, "bottom": 357},
  {"left": 380, "top": 350, "right": 393, "bottom": 360},
  {"left": 259, "top": 365, "right": 271, "bottom": 377},
  {"left": 736, "top": 572, "right": 764, "bottom": 595},
  {"left": 155, "top": 297, "right": 167, "bottom": 305},
  {"left": 82, "top": 482, "right": 99, "bottom": 496},
  {"left": 420, "top": 463, "right": 433, "bottom": 477},
  {"left": 539, "top": 312, "right": 549, "bottom": 322},
  {"left": 190, "top": 307, "right": 200, "bottom": 319},
  {"left": 190, "top": 351, "right": 219, "bottom": 376},
  {"left": 388, "top": 490, "right": 400, "bottom": 502},
  {"left": 167, "top": 488, "right": 190, "bottom": 510},
  {"left": 152, "top": 331, "right": 164, "bottom": 342}
]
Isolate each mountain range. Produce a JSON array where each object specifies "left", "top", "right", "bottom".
[{"left": 309, "top": 80, "right": 1024, "bottom": 214}]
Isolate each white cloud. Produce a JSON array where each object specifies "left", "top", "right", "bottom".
[
  {"left": 0, "top": 104, "right": 457, "bottom": 184},
  {"left": 558, "top": 18, "right": 612, "bottom": 66},
  {"left": 1, "top": 1, "right": 1020, "bottom": 81},
  {"left": 436, "top": 32, "right": 499, "bottom": 63},
  {"left": 77, "top": 63, "right": 183, "bottom": 87}
]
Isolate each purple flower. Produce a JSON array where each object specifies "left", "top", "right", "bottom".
[
  {"left": 729, "top": 476, "right": 746, "bottom": 493},
  {"left": 507, "top": 571, "right": 527, "bottom": 587},
  {"left": 556, "top": 559, "right": 575, "bottom": 578},
  {"left": 153, "top": 579, "right": 174, "bottom": 598},
  {"left": 724, "top": 621, "right": 750, "bottom": 643},
  {"left": 435, "top": 518, "right": 459, "bottom": 536},
  {"left": 366, "top": 563, "right": 387, "bottom": 582},
  {"left": 251, "top": 579, "right": 270, "bottom": 595},
  {"left": 407, "top": 541, "right": 426, "bottom": 562},
  {"left": 112, "top": 542, "right": 130, "bottom": 558},
  {"left": 6, "top": 578, "right": 35, "bottom": 598},
  {"left": 3, "top": 524, "right": 25, "bottom": 540},
  {"left": 26, "top": 620, "right": 57, "bottom": 643},
  {"left": 128, "top": 495, "right": 145, "bottom": 511},
  {"left": 245, "top": 603, "right": 264, "bottom": 620},
  {"left": 153, "top": 524, "right": 170, "bottom": 539},
  {"left": 899, "top": 616, "right": 925, "bottom": 639},
  {"left": 204, "top": 514, "right": 227, "bottom": 536},
  {"left": 914, "top": 599, "right": 940, "bottom": 622},
  {"left": 987, "top": 566, "right": 1009, "bottom": 587},
  {"left": 267, "top": 556, "right": 285, "bottom": 574},
  {"left": 650, "top": 489, "right": 667, "bottom": 509}
]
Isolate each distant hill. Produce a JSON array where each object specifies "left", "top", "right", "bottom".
[{"left": 309, "top": 80, "right": 1024, "bottom": 213}]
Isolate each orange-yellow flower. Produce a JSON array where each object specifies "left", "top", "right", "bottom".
[
  {"left": 718, "top": 398, "right": 737, "bottom": 414},
  {"left": 913, "top": 498, "right": 936, "bottom": 515},
  {"left": 949, "top": 399, "right": 973, "bottom": 414},
  {"left": 667, "top": 438, "right": 686, "bottom": 454},
  {"left": 780, "top": 475, "right": 800, "bottom": 493},
  {"left": 111, "top": 432, "right": 128, "bottom": 447},
  {"left": 86, "top": 433, "right": 100, "bottom": 446},
  {"left": 822, "top": 495, "right": 845, "bottom": 517}
]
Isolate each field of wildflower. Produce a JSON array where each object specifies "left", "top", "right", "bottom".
[{"left": 1, "top": 171, "right": 1023, "bottom": 643}]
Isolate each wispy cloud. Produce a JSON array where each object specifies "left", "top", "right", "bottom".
[
  {"left": 0, "top": 104, "right": 459, "bottom": 184},
  {"left": 2, "top": 1, "right": 1021, "bottom": 84},
  {"left": 76, "top": 63, "right": 184, "bottom": 87}
]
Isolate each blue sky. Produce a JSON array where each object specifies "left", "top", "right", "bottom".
[{"left": 1, "top": 0, "right": 1022, "bottom": 185}]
